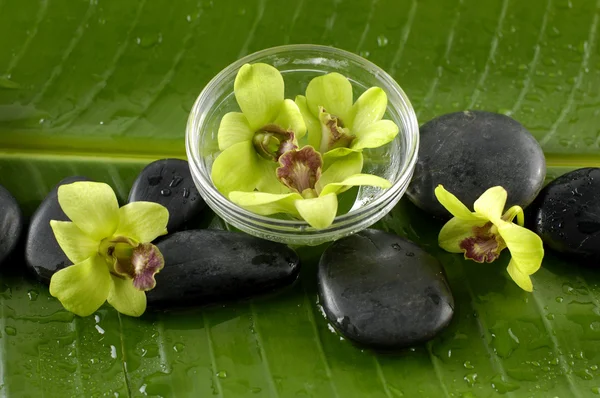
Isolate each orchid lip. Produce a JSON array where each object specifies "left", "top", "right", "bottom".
[
  {"left": 277, "top": 146, "right": 323, "bottom": 194},
  {"left": 318, "top": 107, "right": 355, "bottom": 153},
  {"left": 459, "top": 222, "right": 505, "bottom": 263}
]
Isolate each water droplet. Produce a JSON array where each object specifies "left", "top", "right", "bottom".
[
  {"left": 463, "top": 360, "right": 474, "bottom": 369},
  {"left": 576, "top": 368, "right": 594, "bottom": 380},
  {"left": 217, "top": 371, "right": 227, "bottom": 378},
  {"left": 563, "top": 283, "right": 575, "bottom": 295},
  {"left": 251, "top": 387, "right": 262, "bottom": 394},
  {"left": 182, "top": 188, "right": 190, "bottom": 198},
  {"left": 592, "top": 365, "right": 599, "bottom": 371},
  {"left": 136, "top": 33, "right": 163, "bottom": 48},
  {"left": 173, "top": 343, "right": 185, "bottom": 353},
  {"left": 392, "top": 243, "right": 401, "bottom": 250},
  {"left": 546, "top": 313, "right": 555, "bottom": 320},
  {"left": 4, "top": 327, "right": 16, "bottom": 336},
  {"left": 169, "top": 176, "right": 183, "bottom": 187},
  {"left": 376, "top": 35, "right": 389, "bottom": 47},
  {"left": 186, "top": 15, "right": 192, "bottom": 22},
  {"left": 590, "top": 322, "right": 600, "bottom": 331},
  {"left": 592, "top": 386, "right": 600, "bottom": 395},
  {"left": 110, "top": 345, "right": 117, "bottom": 359},
  {"left": 95, "top": 315, "right": 101, "bottom": 323},
  {"left": 160, "top": 189, "right": 171, "bottom": 197},
  {"left": 95, "top": 325, "right": 105, "bottom": 335},
  {"left": 27, "top": 290, "right": 39, "bottom": 301},
  {"left": 464, "top": 372, "right": 478, "bottom": 386},
  {"left": 556, "top": 296, "right": 564, "bottom": 303},
  {"left": 491, "top": 374, "right": 520, "bottom": 393},
  {"left": 139, "top": 384, "right": 147, "bottom": 395},
  {"left": 359, "top": 50, "right": 370, "bottom": 58}
]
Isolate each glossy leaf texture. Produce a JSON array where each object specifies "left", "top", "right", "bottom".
[{"left": 1, "top": 0, "right": 600, "bottom": 396}]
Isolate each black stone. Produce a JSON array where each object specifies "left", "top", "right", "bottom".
[
  {"left": 25, "top": 176, "right": 90, "bottom": 283},
  {"left": 318, "top": 229, "right": 454, "bottom": 349},
  {"left": 527, "top": 168, "right": 600, "bottom": 262},
  {"left": 129, "top": 159, "right": 205, "bottom": 233},
  {"left": 407, "top": 111, "right": 546, "bottom": 218},
  {"left": 147, "top": 230, "right": 300, "bottom": 306},
  {"left": 0, "top": 185, "right": 23, "bottom": 265}
]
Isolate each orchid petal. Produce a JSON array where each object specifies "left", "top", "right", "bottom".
[
  {"left": 50, "top": 221, "right": 98, "bottom": 263},
  {"left": 434, "top": 185, "right": 484, "bottom": 221},
  {"left": 474, "top": 186, "right": 507, "bottom": 223},
  {"left": 107, "top": 275, "right": 147, "bottom": 317},
  {"left": 58, "top": 182, "right": 119, "bottom": 241},
  {"left": 294, "top": 193, "right": 338, "bottom": 229},
  {"left": 229, "top": 191, "right": 303, "bottom": 217},
  {"left": 256, "top": 159, "right": 290, "bottom": 194},
  {"left": 234, "top": 63, "right": 284, "bottom": 131},
  {"left": 497, "top": 222, "right": 544, "bottom": 276},
  {"left": 295, "top": 95, "right": 321, "bottom": 149},
  {"left": 217, "top": 112, "right": 254, "bottom": 151},
  {"left": 273, "top": 99, "right": 307, "bottom": 139},
  {"left": 211, "top": 141, "right": 261, "bottom": 195},
  {"left": 507, "top": 260, "right": 534, "bottom": 292},
  {"left": 320, "top": 174, "right": 392, "bottom": 197},
  {"left": 113, "top": 202, "right": 169, "bottom": 243},
  {"left": 306, "top": 72, "right": 353, "bottom": 122},
  {"left": 503, "top": 205, "right": 525, "bottom": 226},
  {"left": 351, "top": 120, "right": 399, "bottom": 150},
  {"left": 316, "top": 151, "right": 363, "bottom": 194},
  {"left": 49, "top": 255, "right": 111, "bottom": 317},
  {"left": 350, "top": 87, "right": 387, "bottom": 132}
]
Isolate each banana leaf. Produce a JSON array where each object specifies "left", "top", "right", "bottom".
[{"left": 1, "top": 0, "right": 599, "bottom": 396}]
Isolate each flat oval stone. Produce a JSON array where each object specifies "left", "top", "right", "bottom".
[
  {"left": 148, "top": 230, "right": 300, "bottom": 306},
  {"left": 527, "top": 168, "right": 600, "bottom": 262},
  {"left": 0, "top": 185, "right": 23, "bottom": 265},
  {"left": 407, "top": 111, "right": 546, "bottom": 218},
  {"left": 129, "top": 159, "right": 205, "bottom": 233},
  {"left": 25, "top": 176, "right": 90, "bottom": 283},
  {"left": 318, "top": 229, "right": 454, "bottom": 349}
]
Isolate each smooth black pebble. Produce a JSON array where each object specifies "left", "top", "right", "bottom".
[
  {"left": 318, "top": 229, "right": 454, "bottom": 349},
  {"left": 25, "top": 176, "right": 89, "bottom": 283},
  {"left": 147, "top": 230, "right": 300, "bottom": 306},
  {"left": 129, "top": 159, "right": 205, "bottom": 233},
  {"left": 0, "top": 185, "right": 23, "bottom": 265},
  {"left": 407, "top": 111, "right": 546, "bottom": 218},
  {"left": 527, "top": 168, "right": 600, "bottom": 262}
]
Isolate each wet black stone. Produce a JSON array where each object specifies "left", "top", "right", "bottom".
[
  {"left": 318, "top": 229, "right": 454, "bottom": 349},
  {"left": 407, "top": 111, "right": 546, "bottom": 218},
  {"left": 0, "top": 185, "right": 23, "bottom": 265},
  {"left": 25, "top": 176, "right": 90, "bottom": 283},
  {"left": 129, "top": 159, "right": 205, "bottom": 233},
  {"left": 527, "top": 168, "right": 600, "bottom": 262},
  {"left": 147, "top": 230, "right": 300, "bottom": 306}
]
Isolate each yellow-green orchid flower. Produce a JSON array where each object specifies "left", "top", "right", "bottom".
[
  {"left": 49, "top": 182, "right": 169, "bottom": 317},
  {"left": 211, "top": 63, "right": 307, "bottom": 196},
  {"left": 295, "top": 72, "right": 399, "bottom": 155},
  {"left": 229, "top": 146, "right": 391, "bottom": 229},
  {"left": 435, "top": 185, "right": 544, "bottom": 292}
]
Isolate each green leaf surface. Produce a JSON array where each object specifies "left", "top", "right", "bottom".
[{"left": 1, "top": 0, "right": 600, "bottom": 396}]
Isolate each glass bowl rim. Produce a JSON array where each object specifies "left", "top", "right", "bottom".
[{"left": 185, "top": 44, "right": 419, "bottom": 229}]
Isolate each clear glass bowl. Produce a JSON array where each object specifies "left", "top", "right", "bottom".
[{"left": 186, "top": 44, "right": 418, "bottom": 246}]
